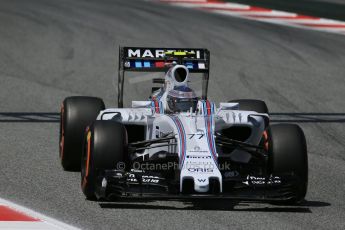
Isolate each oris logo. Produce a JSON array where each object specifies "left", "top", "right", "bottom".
[{"left": 188, "top": 168, "right": 213, "bottom": 173}]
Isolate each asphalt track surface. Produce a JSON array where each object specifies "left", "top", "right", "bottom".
[{"left": 0, "top": 0, "right": 345, "bottom": 229}]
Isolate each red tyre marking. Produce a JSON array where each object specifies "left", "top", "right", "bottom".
[
  {"left": 263, "top": 130, "right": 269, "bottom": 151},
  {"left": 85, "top": 130, "right": 92, "bottom": 177},
  {"left": 82, "top": 130, "right": 91, "bottom": 188},
  {"left": 59, "top": 104, "right": 65, "bottom": 161}
]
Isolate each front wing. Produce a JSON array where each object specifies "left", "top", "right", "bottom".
[{"left": 94, "top": 170, "right": 300, "bottom": 202}]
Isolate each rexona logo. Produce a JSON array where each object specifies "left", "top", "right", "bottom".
[{"left": 126, "top": 48, "right": 202, "bottom": 59}]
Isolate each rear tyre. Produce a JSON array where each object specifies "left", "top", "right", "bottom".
[
  {"left": 269, "top": 124, "right": 308, "bottom": 204},
  {"left": 59, "top": 96, "right": 105, "bottom": 171},
  {"left": 228, "top": 99, "right": 269, "bottom": 113},
  {"left": 81, "top": 120, "right": 128, "bottom": 200}
]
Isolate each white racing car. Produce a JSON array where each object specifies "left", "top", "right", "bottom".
[{"left": 59, "top": 47, "right": 308, "bottom": 204}]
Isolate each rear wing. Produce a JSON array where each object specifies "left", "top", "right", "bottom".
[{"left": 117, "top": 47, "right": 210, "bottom": 108}]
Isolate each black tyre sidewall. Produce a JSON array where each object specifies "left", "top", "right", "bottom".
[
  {"left": 60, "top": 96, "right": 105, "bottom": 171},
  {"left": 81, "top": 120, "right": 128, "bottom": 200},
  {"left": 269, "top": 124, "right": 308, "bottom": 203}
]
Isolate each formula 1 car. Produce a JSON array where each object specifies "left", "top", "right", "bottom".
[{"left": 59, "top": 47, "right": 308, "bottom": 204}]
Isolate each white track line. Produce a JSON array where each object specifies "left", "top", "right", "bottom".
[
  {"left": 152, "top": 0, "right": 345, "bottom": 35},
  {"left": 0, "top": 197, "right": 79, "bottom": 230}
]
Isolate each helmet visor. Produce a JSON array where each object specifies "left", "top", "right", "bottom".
[{"left": 168, "top": 97, "right": 198, "bottom": 112}]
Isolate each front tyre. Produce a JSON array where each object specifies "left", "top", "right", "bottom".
[
  {"left": 59, "top": 96, "right": 105, "bottom": 171},
  {"left": 269, "top": 124, "right": 308, "bottom": 204},
  {"left": 81, "top": 121, "right": 128, "bottom": 200}
]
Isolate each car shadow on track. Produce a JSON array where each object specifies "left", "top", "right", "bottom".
[
  {"left": 270, "top": 113, "right": 345, "bottom": 123},
  {"left": 0, "top": 112, "right": 345, "bottom": 123},
  {"left": 98, "top": 199, "right": 330, "bottom": 213},
  {"left": 0, "top": 112, "right": 59, "bottom": 123}
]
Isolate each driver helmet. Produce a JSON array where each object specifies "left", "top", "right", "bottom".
[{"left": 167, "top": 86, "right": 198, "bottom": 113}]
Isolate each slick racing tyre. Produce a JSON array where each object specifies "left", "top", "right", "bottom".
[
  {"left": 59, "top": 96, "right": 105, "bottom": 171},
  {"left": 228, "top": 99, "right": 269, "bottom": 114},
  {"left": 268, "top": 124, "right": 308, "bottom": 204},
  {"left": 81, "top": 120, "right": 128, "bottom": 200}
]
